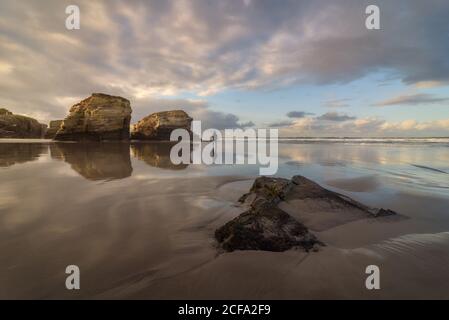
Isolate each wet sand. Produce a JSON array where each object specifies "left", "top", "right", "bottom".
[{"left": 1, "top": 141, "right": 449, "bottom": 299}]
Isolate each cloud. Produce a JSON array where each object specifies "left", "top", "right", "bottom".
[
  {"left": 0, "top": 0, "right": 449, "bottom": 125},
  {"left": 316, "top": 112, "right": 356, "bottom": 121},
  {"left": 278, "top": 116, "right": 449, "bottom": 137},
  {"left": 268, "top": 120, "right": 294, "bottom": 128},
  {"left": 374, "top": 93, "right": 449, "bottom": 106},
  {"left": 0, "top": 0, "right": 448, "bottom": 140},
  {"left": 195, "top": 110, "right": 255, "bottom": 130},
  {"left": 322, "top": 98, "right": 350, "bottom": 108},
  {"left": 414, "top": 81, "right": 445, "bottom": 89},
  {"left": 286, "top": 111, "right": 314, "bottom": 118}
]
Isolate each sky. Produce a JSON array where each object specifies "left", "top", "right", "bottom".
[{"left": 0, "top": 0, "right": 449, "bottom": 137}]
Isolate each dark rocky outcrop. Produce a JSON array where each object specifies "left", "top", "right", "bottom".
[
  {"left": 44, "top": 120, "right": 63, "bottom": 139},
  {"left": 215, "top": 175, "right": 397, "bottom": 252},
  {"left": 54, "top": 93, "right": 132, "bottom": 141},
  {"left": 0, "top": 108, "right": 47, "bottom": 138},
  {"left": 131, "top": 110, "right": 192, "bottom": 141},
  {"left": 286, "top": 175, "right": 397, "bottom": 218},
  {"left": 215, "top": 204, "right": 320, "bottom": 252}
]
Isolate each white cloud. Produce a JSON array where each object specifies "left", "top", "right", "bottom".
[
  {"left": 0, "top": 0, "right": 448, "bottom": 137},
  {"left": 279, "top": 116, "right": 449, "bottom": 137},
  {"left": 374, "top": 93, "right": 449, "bottom": 106}
]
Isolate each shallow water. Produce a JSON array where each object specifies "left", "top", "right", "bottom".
[{"left": 1, "top": 140, "right": 449, "bottom": 299}]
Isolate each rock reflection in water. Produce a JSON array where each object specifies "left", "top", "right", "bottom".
[
  {"left": 0, "top": 143, "right": 47, "bottom": 167},
  {"left": 131, "top": 142, "right": 188, "bottom": 170},
  {"left": 50, "top": 143, "right": 133, "bottom": 181}
]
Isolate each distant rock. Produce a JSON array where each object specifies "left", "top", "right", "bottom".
[
  {"left": 215, "top": 175, "right": 397, "bottom": 252},
  {"left": 54, "top": 93, "right": 132, "bottom": 141},
  {"left": 44, "top": 120, "right": 63, "bottom": 139},
  {"left": 0, "top": 108, "right": 47, "bottom": 138},
  {"left": 131, "top": 110, "right": 192, "bottom": 141}
]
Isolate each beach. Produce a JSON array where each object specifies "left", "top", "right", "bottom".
[{"left": 1, "top": 139, "right": 449, "bottom": 299}]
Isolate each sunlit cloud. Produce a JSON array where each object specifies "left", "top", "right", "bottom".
[
  {"left": 374, "top": 93, "right": 449, "bottom": 107},
  {"left": 0, "top": 0, "right": 448, "bottom": 137},
  {"left": 278, "top": 116, "right": 449, "bottom": 137}
]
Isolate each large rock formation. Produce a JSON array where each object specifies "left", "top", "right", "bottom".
[
  {"left": 215, "top": 175, "right": 397, "bottom": 252},
  {"left": 0, "top": 108, "right": 47, "bottom": 138},
  {"left": 54, "top": 93, "right": 132, "bottom": 141},
  {"left": 44, "top": 120, "right": 63, "bottom": 139},
  {"left": 131, "top": 110, "right": 192, "bottom": 141}
]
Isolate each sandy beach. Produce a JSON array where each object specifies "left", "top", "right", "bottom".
[{"left": 1, "top": 140, "right": 449, "bottom": 299}]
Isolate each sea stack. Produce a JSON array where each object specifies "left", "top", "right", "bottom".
[
  {"left": 131, "top": 110, "right": 192, "bottom": 141},
  {"left": 0, "top": 108, "right": 47, "bottom": 138},
  {"left": 44, "top": 120, "right": 63, "bottom": 139},
  {"left": 54, "top": 93, "right": 132, "bottom": 141}
]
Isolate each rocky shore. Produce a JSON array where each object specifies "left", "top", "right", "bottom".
[
  {"left": 1, "top": 93, "right": 194, "bottom": 141},
  {"left": 0, "top": 108, "right": 46, "bottom": 138}
]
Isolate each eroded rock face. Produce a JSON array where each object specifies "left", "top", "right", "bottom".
[
  {"left": 54, "top": 93, "right": 132, "bottom": 141},
  {"left": 44, "top": 120, "right": 63, "bottom": 139},
  {"left": 215, "top": 175, "right": 397, "bottom": 252},
  {"left": 0, "top": 108, "right": 47, "bottom": 138},
  {"left": 131, "top": 110, "right": 192, "bottom": 141},
  {"left": 215, "top": 205, "right": 319, "bottom": 252}
]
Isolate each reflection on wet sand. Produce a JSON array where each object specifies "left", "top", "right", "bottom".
[
  {"left": 1, "top": 141, "right": 449, "bottom": 298},
  {"left": 279, "top": 143, "right": 449, "bottom": 167},
  {"left": 50, "top": 143, "right": 133, "bottom": 181},
  {"left": 131, "top": 142, "right": 188, "bottom": 170},
  {"left": 0, "top": 143, "right": 47, "bottom": 167},
  {"left": 48, "top": 142, "right": 188, "bottom": 180}
]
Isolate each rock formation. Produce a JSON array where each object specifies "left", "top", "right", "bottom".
[
  {"left": 44, "top": 120, "right": 63, "bottom": 139},
  {"left": 215, "top": 175, "right": 397, "bottom": 252},
  {"left": 54, "top": 93, "right": 132, "bottom": 141},
  {"left": 131, "top": 110, "right": 192, "bottom": 141},
  {"left": 0, "top": 108, "right": 47, "bottom": 138}
]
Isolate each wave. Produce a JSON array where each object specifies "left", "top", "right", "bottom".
[
  {"left": 276, "top": 137, "right": 449, "bottom": 144},
  {"left": 411, "top": 164, "right": 448, "bottom": 174}
]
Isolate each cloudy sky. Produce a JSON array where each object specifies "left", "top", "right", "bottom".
[{"left": 1, "top": 0, "right": 449, "bottom": 136}]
